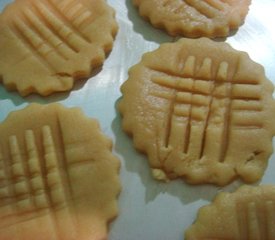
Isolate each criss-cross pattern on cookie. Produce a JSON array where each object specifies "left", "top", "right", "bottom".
[{"left": 149, "top": 56, "right": 262, "bottom": 163}]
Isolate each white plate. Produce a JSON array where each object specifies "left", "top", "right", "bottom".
[{"left": 0, "top": 1, "right": 275, "bottom": 239}]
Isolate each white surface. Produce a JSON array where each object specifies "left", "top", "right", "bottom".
[{"left": 0, "top": 1, "right": 275, "bottom": 239}]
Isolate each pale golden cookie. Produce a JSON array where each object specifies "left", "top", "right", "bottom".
[
  {"left": 185, "top": 185, "right": 275, "bottom": 240},
  {"left": 119, "top": 38, "right": 275, "bottom": 186},
  {"left": 0, "top": 0, "right": 118, "bottom": 96},
  {"left": 133, "top": 0, "right": 251, "bottom": 38},
  {"left": 0, "top": 103, "right": 121, "bottom": 240}
]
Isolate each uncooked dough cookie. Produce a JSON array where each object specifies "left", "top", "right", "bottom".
[
  {"left": 133, "top": 0, "right": 251, "bottom": 38},
  {"left": 185, "top": 185, "right": 275, "bottom": 240},
  {"left": 0, "top": 103, "right": 121, "bottom": 240},
  {"left": 0, "top": 0, "right": 118, "bottom": 96},
  {"left": 119, "top": 38, "right": 275, "bottom": 186}
]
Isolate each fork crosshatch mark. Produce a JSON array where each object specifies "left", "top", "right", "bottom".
[
  {"left": 161, "top": 0, "right": 228, "bottom": 19},
  {"left": 149, "top": 56, "right": 263, "bottom": 163},
  {"left": 0, "top": 126, "right": 75, "bottom": 239},
  {"left": 8, "top": 0, "right": 103, "bottom": 72},
  {"left": 236, "top": 200, "right": 275, "bottom": 239}
]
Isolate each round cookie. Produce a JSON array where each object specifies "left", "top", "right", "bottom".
[
  {"left": 0, "top": 103, "right": 121, "bottom": 240},
  {"left": 185, "top": 185, "right": 275, "bottom": 240},
  {"left": 119, "top": 37, "right": 275, "bottom": 186},
  {"left": 0, "top": 0, "right": 118, "bottom": 96},
  {"left": 133, "top": 0, "right": 251, "bottom": 38}
]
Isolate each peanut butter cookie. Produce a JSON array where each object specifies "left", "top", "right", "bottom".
[
  {"left": 185, "top": 185, "right": 275, "bottom": 240},
  {"left": 0, "top": 103, "right": 121, "bottom": 240},
  {"left": 133, "top": 0, "right": 251, "bottom": 37},
  {"left": 119, "top": 38, "right": 275, "bottom": 186},
  {"left": 0, "top": 0, "right": 118, "bottom": 96}
]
